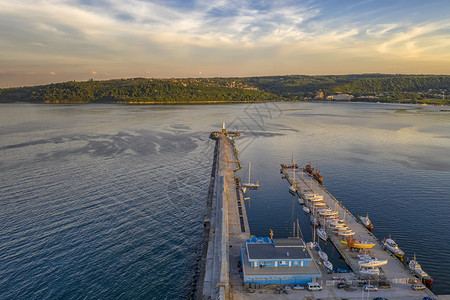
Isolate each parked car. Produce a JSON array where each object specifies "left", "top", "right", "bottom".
[
  {"left": 411, "top": 283, "right": 426, "bottom": 290},
  {"left": 307, "top": 282, "right": 322, "bottom": 291},
  {"left": 364, "top": 284, "right": 378, "bottom": 291},
  {"left": 337, "top": 282, "right": 349, "bottom": 289},
  {"left": 379, "top": 281, "right": 392, "bottom": 288},
  {"left": 292, "top": 284, "right": 304, "bottom": 290}
]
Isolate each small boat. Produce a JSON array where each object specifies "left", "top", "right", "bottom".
[
  {"left": 307, "top": 241, "right": 317, "bottom": 249},
  {"left": 323, "top": 260, "right": 333, "bottom": 272},
  {"left": 303, "top": 205, "right": 310, "bottom": 214},
  {"left": 304, "top": 193, "right": 324, "bottom": 201},
  {"left": 310, "top": 215, "right": 320, "bottom": 226},
  {"left": 317, "top": 227, "right": 328, "bottom": 241},
  {"left": 289, "top": 185, "right": 296, "bottom": 194},
  {"left": 408, "top": 254, "right": 433, "bottom": 287},
  {"left": 328, "top": 219, "right": 346, "bottom": 225},
  {"left": 325, "top": 215, "right": 340, "bottom": 220},
  {"left": 313, "top": 202, "right": 327, "bottom": 207},
  {"left": 358, "top": 259, "right": 388, "bottom": 268},
  {"left": 341, "top": 238, "right": 376, "bottom": 249},
  {"left": 357, "top": 255, "right": 373, "bottom": 260},
  {"left": 359, "top": 267, "right": 380, "bottom": 275},
  {"left": 328, "top": 222, "right": 347, "bottom": 228},
  {"left": 337, "top": 230, "right": 355, "bottom": 236},
  {"left": 383, "top": 237, "right": 404, "bottom": 260},
  {"left": 318, "top": 250, "right": 328, "bottom": 261},
  {"left": 358, "top": 214, "right": 374, "bottom": 231},
  {"left": 319, "top": 210, "right": 338, "bottom": 217},
  {"left": 304, "top": 164, "right": 314, "bottom": 174},
  {"left": 329, "top": 226, "right": 349, "bottom": 232},
  {"left": 242, "top": 162, "right": 259, "bottom": 189}
]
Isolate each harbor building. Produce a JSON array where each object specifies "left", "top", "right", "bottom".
[{"left": 240, "top": 237, "right": 322, "bottom": 285}]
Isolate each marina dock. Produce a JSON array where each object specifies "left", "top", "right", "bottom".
[
  {"left": 197, "top": 128, "right": 439, "bottom": 299},
  {"left": 282, "top": 166, "right": 438, "bottom": 298}
]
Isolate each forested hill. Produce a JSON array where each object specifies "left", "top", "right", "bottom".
[
  {"left": 0, "top": 78, "right": 277, "bottom": 104},
  {"left": 243, "top": 74, "right": 450, "bottom": 105},
  {"left": 1, "top": 74, "right": 449, "bottom": 105}
]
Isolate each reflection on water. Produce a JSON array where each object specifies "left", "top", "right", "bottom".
[{"left": 0, "top": 102, "right": 449, "bottom": 297}]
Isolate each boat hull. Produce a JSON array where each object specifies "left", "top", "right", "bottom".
[{"left": 340, "top": 239, "right": 376, "bottom": 249}]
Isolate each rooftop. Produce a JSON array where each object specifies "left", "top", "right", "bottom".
[{"left": 246, "top": 238, "right": 311, "bottom": 260}]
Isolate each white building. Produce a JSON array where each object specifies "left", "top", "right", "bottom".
[{"left": 326, "top": 94, "right": 354, "bottom": 101}]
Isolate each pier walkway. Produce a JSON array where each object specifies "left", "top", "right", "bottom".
[{"left": 199, "top": 132, "right": 251, "bottom": 299}]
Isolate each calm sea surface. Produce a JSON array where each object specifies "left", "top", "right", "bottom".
[{"left": 1, "top": 102, "right": 449, "bottom": 298}]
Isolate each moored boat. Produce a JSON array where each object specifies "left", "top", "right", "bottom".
[
  {"left": 310, "top": 215, "right": 320, "bottom": 226},
  {"left": 408, "top": 254, "right": 433, "bottom": 287},
  {"left": 358, "top": 214, "right": 374, "bottom": 231},
  {"left": 317, "top": 227, "right": 328, "bottom": 241},
  {"left": 323, "top": 260, "right": 333, "bottom": 272},
  {"left": 318, "top": 250, "right": 328, "bottom": 261},
  {"left": 383, "top": 237, "right": 404, "bottom": 260},
  {"left": 303, "top": 205, "right": 310, "bottom": 214},
  {"left": 289, "top": 185, "right": 296, "bottom": 194}
]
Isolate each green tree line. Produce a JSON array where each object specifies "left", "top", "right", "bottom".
[{"left": 1, "top": 75, "right": 449, "bottom": 105}]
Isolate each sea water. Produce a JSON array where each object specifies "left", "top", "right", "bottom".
[{"left": 0, "top": 102, "right": 449, "bottom": 298}]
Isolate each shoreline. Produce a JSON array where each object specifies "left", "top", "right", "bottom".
[{"left": 1, "top": 99, "right": 449, "bottom": 108}]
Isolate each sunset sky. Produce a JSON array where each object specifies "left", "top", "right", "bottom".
[{"left": 1, "top": 0, "right": 450, "bottom": 87}]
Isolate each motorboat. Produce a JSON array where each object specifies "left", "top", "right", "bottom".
[
  {"left": 358, "top": 259, "right": 388, "bottom": 268},
  {"left": 358, "top": 214, "right": 374, "bottom": 231},
  {"left": 328, "top": 219, "right": 346, "bottom": 225},
  {"left": 328, "top": 222, "right": 347, "bottom": 228},
  {"left": 310, "top": 215, "right": 320, "bottom": 226},
  {"left": 383, "top": 237, "right": 404, "bottom": 260},
  {"left": 289, "top": 185, "right": 296, "bottom": 194},
  {"left": 317, "top": 227, "right": 328, "bottom": 241},
  {"left": 337, "top": 230, "right": 355, "bottom": 236},
  {"left": 329, "top": 226, "right": 349, "bottom": 232},
  {"left": 323, "top": 260, "right": 333, "bottom": 272},
  {"left": 319, "top": 250, "right": 328, "bottom": 261},
  {"left": 319, "top": 210, "right": 338, "bottom": 217},
  {"left": 303, "top": 205, "right": 310, "bottom": 214},
  {"left": 408, "top": 254, "right": 433, "bottom": 287}
]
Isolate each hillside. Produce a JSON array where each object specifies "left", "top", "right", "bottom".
[{"left": 1, "top": 75, "right": 449, "bottom": 105}]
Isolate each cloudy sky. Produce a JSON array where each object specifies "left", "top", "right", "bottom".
[{"left": 1, "top": 0, "right": 450, "bottom": 87}]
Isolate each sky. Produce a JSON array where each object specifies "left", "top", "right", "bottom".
[{"left": 1, "top": 0, "right": 450, "bottom": 87}]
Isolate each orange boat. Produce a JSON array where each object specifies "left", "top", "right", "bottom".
[{"left": 340, "top": 238, "right": 376, "bottom": 249}]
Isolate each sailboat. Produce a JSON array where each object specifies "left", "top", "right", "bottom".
[
  {"left": 242, "top": 162, "right": 259, "bottom": 189},
  {"left": 289, "top": 156, "right": 296, "bottom": 194},
  {"left": 317, "top": 226, "right": 328, "bottom": 241}
]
